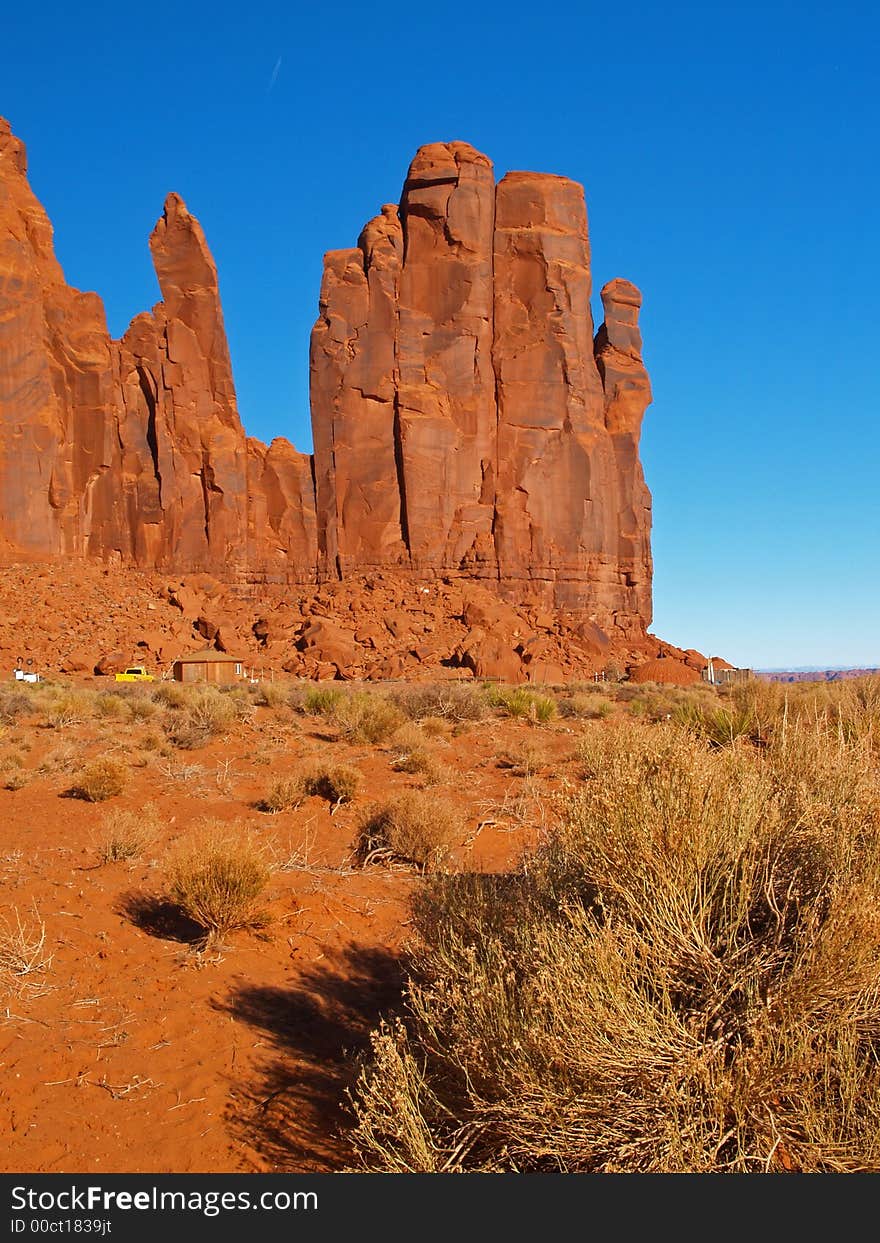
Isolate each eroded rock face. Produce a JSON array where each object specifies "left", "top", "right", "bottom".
[{"left": 1, "top": 117, "right": 655, "bottom": 643}]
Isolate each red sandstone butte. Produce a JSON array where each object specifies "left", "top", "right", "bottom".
[{"left": 0, "top": 119, "right": 655, "bottom": 642}]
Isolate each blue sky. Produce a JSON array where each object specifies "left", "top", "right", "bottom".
[{"left": 3, "top": 2, "right": 878, "bottom": 667}]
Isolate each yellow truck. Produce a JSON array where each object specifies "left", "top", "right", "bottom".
[{"left": 114, "top": 665, "right": 155, "bottom": 683}]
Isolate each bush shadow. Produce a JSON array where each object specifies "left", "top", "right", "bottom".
[
  {"left": 116, "top": 890, "right": 204, "bottom": 944},
  {"left": 217, "top": 943, "right": 404, "bottom": 1171}
]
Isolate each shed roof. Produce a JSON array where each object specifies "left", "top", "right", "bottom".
[{"left": 173, "top": 649, "right": 242, "bottom": 664}]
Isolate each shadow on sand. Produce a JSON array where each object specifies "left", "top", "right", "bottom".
[{"left": 217, "top": 943, "right": 404, "bottom": 1171}]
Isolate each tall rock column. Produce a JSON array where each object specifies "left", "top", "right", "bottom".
[
  {"left": 594, "top": 278, "right": 653, "bottom": 629},
  {"left": 118, "top": 193, "right": 250, "bottom": 574},
  {"left": 492, "top": 171, "right": 611, "bottom": 609},
  {"left": 396, "top": 142, "right": 497, "bottom": 570},
  {"left": 309, "top": 204, "right": 407, "bottom": 575}
]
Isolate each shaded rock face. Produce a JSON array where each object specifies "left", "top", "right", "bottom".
[{"left": 1, "top": 119, "right": 653, "bottom": 638}]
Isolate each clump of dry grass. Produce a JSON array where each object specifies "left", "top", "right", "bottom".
[
  {"left": 96, "top": 803, "right": 161, "bottom": 863},
  {"left": 390, "top": 746, "right": 446, "bottom": 785},
  {"left": 0, "top": 904, "right": 53, "bottom": 995},
  {"left": 153, "top": 682, "right": 188, "bottom": 710},
  {"left": 303, "top": 763, "right": 360, "bottom": 806},
  {"left": 72, "top": 756, "right": 129, "bottom": 802},
  {"left": 496, "top": 742, "right": 547, "bottom": 778},
  {"left": 42, "top": 688, "right": 93, "bottom": 729},
  {"left": 355, "top": 792, "right": 464, "bottom": 871},
  {"left": 3, "top": 763, "right": 31, "bottom": 791},
  {"left": 0, "top": 690, "right": 32, "bottom": 725},
  {"left": 347, "top": 711, "right": 880, "bottom": 1172},
  {"left": 164, "top": 687, "right": 236, "bottom": 749},
  {"left": 331, "top": 693, "right": 405, "bottom": 744},
  {"left": 96, "top": 692, "right": 128, "bottom": 719},
  {"left": 394, "top": 683, "right": 488, "bottom": 724},
  {"left": 255, "top": 681, "right": 290, "bottom": 710},
  {"left": 259, "top": 774, "right": 307, "bottom": 814},
  {"left": 560, "top": 694, "right": 614, "bottom": 720},
  {"left": 165, "top": 822, "right": 272, "bottom": 947}
]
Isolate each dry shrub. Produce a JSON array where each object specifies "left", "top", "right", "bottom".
[
  {"left": 153, "top": 682, "right": 187, "bottom": 709},
  {"left": 165, "top": 687, "right": 236, "bottom": 749},
  {"left": 260, "top": 774, "right": 307, "bottom": 813},
  {"left": 43, "top": 689, "right": 92, "bottom": 729},
  {"left": 496, "top": 742, "right": 548, "bottom": 778},
  {"left": 255, "top": 681, "right": 290, "bottom": 709},
  {"left": 560, "top": 694, "right": 614, "bottom": 720},
  {"left": 4, "top": 768, "right": 31, "bottom": 792},
  {"left": 347, "top": 717, "right": 880, "bottom": 1172},
  {"left": 0, "top": 690, "right": 32, "bottom": 724},
  {"left": 126, "top": 694, "right": 160, "bottom": 722},
  {"left": 73, "top": 756, "right": 129, "bottom": 802},
  {"left": 355, "top": 792, "right": 464, "bottom": 871},
  {"left": 419, "top": 716, "right": 454, "bottom": 740},
  {"left": 0, "top": 904, "right": 52, "bottom": 994},
  {"left": 303, "top": 763, "right": 360, "bottom": 805},
  {"left": 394, "top": 683, "right": 488, "bottom": 724},
  {"left": 165, "top": 822, "right": 272, "bottom": 946},
  {"left": 96, "top": 692, "right": 128, "bottom": 719},
  {"left": 38, "top": 743, "right": 78, "bottom": 775},
  {"left": 332, "top": 693, "right": 405, "bottom": 744},
  {"left": 391, "top": 747, "right": 445, "bottom": 785},
  {"left": 96, "top": 802, "right": 161, "bottom": 862}
]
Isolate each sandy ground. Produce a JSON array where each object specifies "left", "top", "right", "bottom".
[{"left": 0, "top": 687, "right": 579, "bottom": 1172}]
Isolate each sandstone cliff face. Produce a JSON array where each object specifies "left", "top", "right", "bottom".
[
  {"left": 310, "top": 147, "right": 654, "bottom": 635},
  {"left": 0, "top": 118, "right": 654, "bottom": 640}
]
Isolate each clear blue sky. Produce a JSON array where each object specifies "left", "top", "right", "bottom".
[{"left": 3, "top": 2, "right": 878, "bottom": 668}]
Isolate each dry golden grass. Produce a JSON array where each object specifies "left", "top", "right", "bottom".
[
  {"left": 390, "top": 746, "right": 446, "bottom": 785},
  {"left": 331, "top": 693, "right": 405, "bottom": 744},
  {"left": 303, "top": 762, "right": 360, "bottom": 805},
  {"left": 165, "top": 822, "right": 273, "bottom": 947},
  {"left": 347, "top": 699, "right": 880, "bottom": 1172},
  {"left": 355, "top": 791, "right": 464, "bottom": 872},
  {"left": 95, "top": 802, "right": 161, "bottom": 863},
  {"left": 394, "top": 683, "right": 489, "bottom": 724},
  {"left": 484, "top": 685, "right": 557, "bottom": 723},
  {"left": 259, "top": 774, "right": 307, "bottom": 814},
  {"left": 73, "top": 755, "right": 129, "bottom": 802},
  {"left": 164, "top": 687, "right": 236, "bottom": 749}
]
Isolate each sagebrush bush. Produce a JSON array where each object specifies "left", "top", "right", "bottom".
[
  {"left": 153, "top": 683, "right": 187, "bottom": 709},
  {"left": 348, "top": 710, "right": 880, "bottom": 1172},
  {"left": 166, "top": 823, "right": 272, "bottom": 945},
  {"left": 260, "top": 775, "right": 307, "bottom": 813},
  {"left": 255, "top": 681, "right": 290, "bottom": 709},
  {"left": 560, "top": 694, "right": 614, "bottom": 720},
  {"left": 332, "top": 693, "right": 405, "bottom": 744},
  {"left": 0, "top": 691, "right": 32, "bottom": 724},
  {"left": 97, "top": 803, "right": 160, "bottom": 862},
  {"left": 394, "top": 683, "right": 488, "bottom": 724},
  {"left": 391, "top": 746, "right": 445, "bottom": 784},
  {"left": 355, "top": 791, "right": 463, "bottom": 871},
  {"left": 43, "top": 690, "right": 92, "bottom": 729},
  {"left": 74, "top": 756, "right": 129, "bottom": 802},
  {"left": 303, "top": 763, "right": 360, "bottom": 805},
  {"left": 165, "top": 688, "right": 236, "bottom": 749},
  {"left": 96, "top": 693, "right": 128, "bottom": 719}
]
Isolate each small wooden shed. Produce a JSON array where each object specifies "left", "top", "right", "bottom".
[{"left": 172, "top": 649, "right": 245, "bottom": 685}]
